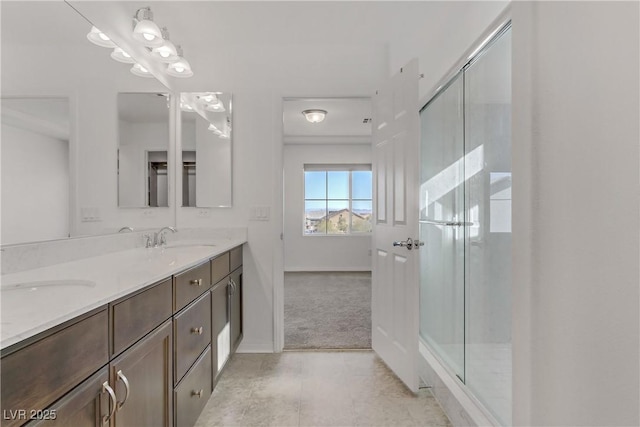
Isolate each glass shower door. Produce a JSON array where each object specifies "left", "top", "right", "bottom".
[
  {"left": 419, "top": 72, "right": 465, "bottom": 379},
  {"left": 464, "top": 27, "right": 512, "bottom": 426}
]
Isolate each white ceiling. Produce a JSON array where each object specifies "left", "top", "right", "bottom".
[{"left": 283, "top": 98, "right": 371, "bottom": 139}]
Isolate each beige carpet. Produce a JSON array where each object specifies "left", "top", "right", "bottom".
[{"left": 284, "top": 271, "right": 371, "bottom": 349}]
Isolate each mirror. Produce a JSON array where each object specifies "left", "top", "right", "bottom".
[
  {"left": 1, "top": 1, "right": 173, "bottom": 245},
  {"left": 180, "top": 92, "right": 233, "bottom": 208},
  {"left": 118, "top": 92, "right": 171, "bottom": 208}
]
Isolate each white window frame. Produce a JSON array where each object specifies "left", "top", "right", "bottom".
[{"left": 303, "top": 164, "right": 372, "bottom": 236}]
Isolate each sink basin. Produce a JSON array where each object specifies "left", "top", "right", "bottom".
[{"left": 1, "top": 279, "right": 96, "bottom": 292}]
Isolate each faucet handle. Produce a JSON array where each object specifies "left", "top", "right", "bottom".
[
  {"left": 159, "top": 233, "right": 167, "bottom": 247},
  {"left": 142, "top": 234, "right": 153, "bottom": 248}
]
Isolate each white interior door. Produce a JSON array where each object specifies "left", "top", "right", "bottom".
[{"left": 372, "top": 59, "right": 420, "bottom": 391}]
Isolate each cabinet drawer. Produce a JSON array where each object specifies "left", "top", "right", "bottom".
[
  {"left": 174, "top": 292, "right": 212, "bottom": 384},
  {"left": 112, "top": 278, "right": 172, "bottom": 355},
  {"left": 174, "top": 346, "right": 212, "bottom": 427},
  {"left": 174, "top": 261, "right": 212, "bottom": 312},
  {"left": 1, "top": 309, "right": 109, "bottom": 427},
  {"left": 230, "top": 245, "right": 243, "bottom": 272},
  {"left": 211, "top": 252, "right": 230, "bottom": 285}
]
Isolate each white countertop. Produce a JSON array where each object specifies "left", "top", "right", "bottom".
[{"left": 0, "top": 239, "right": 245, "bottom": 350}]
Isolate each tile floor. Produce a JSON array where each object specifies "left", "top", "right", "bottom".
[{"left": 194, "top": 351, "right": 452, "bottom": 427}]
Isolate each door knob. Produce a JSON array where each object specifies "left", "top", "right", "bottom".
[{"left": 392, "top": 238, "right": 424, "bottom": 250}]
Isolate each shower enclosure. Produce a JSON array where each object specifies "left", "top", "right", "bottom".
[{"left": 419, "top": 24, "right": 512, "bottom": 425}]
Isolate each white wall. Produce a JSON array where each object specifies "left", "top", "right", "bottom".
[
  {"left": 512, "top": 2, "right": 639, "bottom": 425},
  {"left": 284, "top": 143, "right": 372, "bottom": 272},
  {"left": 1, "top": 124, "right": 69, "bottom": 244}
]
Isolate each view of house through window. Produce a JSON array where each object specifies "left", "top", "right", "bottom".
[{"left": 304, "top": 165, "right": 372, "bottom": 235}]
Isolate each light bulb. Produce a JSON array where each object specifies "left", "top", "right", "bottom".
[
  {"left": 111, "top": 47, "right": 135, "bottom": 64},
  {"left": 87, "top": 26, "right": 116, "bottom": 48},
  {"left": 131, "top": 63, "right": 155, "bottom": 78}
]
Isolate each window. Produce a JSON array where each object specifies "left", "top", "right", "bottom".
[{"left": 304, "top": 165, "right": 372, "bottom": 235}]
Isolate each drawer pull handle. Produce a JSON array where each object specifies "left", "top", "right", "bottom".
[
  {"left": 116, "top": 370, "right": 130, "bottom": 411},
  {"left": 191, "top": 326, "right": 204, "bottom": 335},
  {"left": 101, "top": 381, "right": 117, "bottom": 424},
  {"left": 192, "top": 389, "right": 204, "bottom": 398},
  {"left": 190, "top": 278, "right": 203, "bottom": 286}
]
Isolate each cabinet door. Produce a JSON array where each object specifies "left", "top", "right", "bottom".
[
  {"left": 27, "top": 367, "right": 110, "bottom": 427},
  {"left": 229, "top": 267, "right": 243, "bottom": 352},
  {"left": 210, "top": 280, "right": 230, "bottom": 383},
  {"left": 110, "top": 320, "right": 172, "bottom": 427}
]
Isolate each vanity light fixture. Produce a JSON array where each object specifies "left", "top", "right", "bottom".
[
  {"left": 205, "top": 102, "right": 226, "bottom": 112},
  {"left": 130, "top": 62, "right": 155, "bottom": 78},
  {"left": 132, "top": 7, "right": 163, "bottom": 47},
  {"left": 111, "top": 47, "right": 135, "bottom": 64},
  {"left": 180, "top": 102, "right": 194, "bottom": 112},
  {"left": 150, "top": 28, "right": 179, "bottom": 63},
  {"left": 87, "top": 26, "right": 116, "bottom": 48},
  {"left": 198, "top": 94, "right": 216, "bottom": 103},
  {"left": 167, "top": 45, "right": 193, "bottom": 78},
  {"left": 302, "top": 109, "right": 327, "bottom": 123}
]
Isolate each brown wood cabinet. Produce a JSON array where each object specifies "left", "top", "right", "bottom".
[
  {"left": 173, "top": 292, "right": 211, "bottom": 385},
  {"left": 110, "top": 320, "right": 173, "bottom": 427},
  {"left": 0, "top": 309, "right": 109, "bottom": 427},
  {"left": 210, "top": 280, "right": 229, "bottom": 383},
  {"left": 210, "top": 246, "right": 244, "bottom": 386},
  {"left": 229, "top": 267, "right": 243, "bottom": 353},
  {"left": 174, "top": 261, "right": 212, "bottom": 312},
  {"left": 1, "top": 244, "right": 244, "bottom": 427},
  {"left": 26, "top": 367, "right": 109, "bottom": 427},
  {"left": 111, "top": 278, "right": 172, "bottom": 356},
  {"left": 174, "top": 346, "right": 212, "bottom": 427}
]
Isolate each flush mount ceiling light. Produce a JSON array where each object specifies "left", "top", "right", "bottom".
[
  {"left": 87, "top": 26, "right": 116, "bottom": 48},
  {"left": 150, "top": 28, "right": 179, "bottom": 63},
  {"left": 111, "top": 47, "right": 135, "bottom": 64},
  {"left": 167, "top": 45, "right": 193, "bottom": 78},
  {"left": 302, "top": 109, "right": 327, "bottom": 123},
  {"left": 130, "top": 62, "right": 154, "bottom": 78},
  {"left": 132, "top": 7, "right": 163, "bottom": 47}
]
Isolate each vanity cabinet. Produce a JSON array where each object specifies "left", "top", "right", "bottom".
[
  {"left": 174, "top": 347, "right": 212, "bottom": 427},
  {"left": 26, "top": 367, "right": 110, "bottom": 427},
  {"left": 210, "top": 246, "right": 244, "bottom": 384},
  {"left": 1, "top": 244, "right": 244, "bottom": 427},
  {"left": 110, "top": 320, "right": 173, "bottom": 427},
  {"left": 229, "top": 266, "right": 243, "bottom": 352},
  {"left": 0, "top": 309, "right": 109, "bottom": 427}
]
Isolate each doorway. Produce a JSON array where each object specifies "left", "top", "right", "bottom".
[{"left": 282, "top": 97, "right": 373, "bottom": 350}]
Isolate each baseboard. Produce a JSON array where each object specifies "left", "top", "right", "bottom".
[
  {"left": 418, "top": 339, "right": 499, "bottom": 427},
  {"left": 284, "top": 267, "right": 372, "bottom": 272},
  {"left": 236, "top": 340, "right": 274, "bottom": 353}
]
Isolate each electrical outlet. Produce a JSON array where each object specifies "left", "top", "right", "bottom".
[
  {"left": 197, "top": 209, "right": 211, "bottom": 218},
  {"left": 142, "top": 209, "right": 155, "bottom": 218},
  {"left": 80, "top": 207, "right": 101, "bottom": 222}
]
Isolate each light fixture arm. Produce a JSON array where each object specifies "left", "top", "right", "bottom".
[{"left": 134, "top": 7, "right": 153, "bottom": 23}]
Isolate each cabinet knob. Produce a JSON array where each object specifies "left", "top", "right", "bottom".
[
  {"left": 192, "top": 389, "right": 204, "bottom": 398},
  {"left": 190, "top": 279, "right": 203, "bottom": 286},
  {"left": 191, "top": 326, "right": 204, "bottom": 335}
]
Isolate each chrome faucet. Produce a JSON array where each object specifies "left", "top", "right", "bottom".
[
  {"left": 154, "top": 226, "right": 177, "bottom": 247},
  {"left": 118, "top": 226, "right": 134, "bottom": 233}
]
